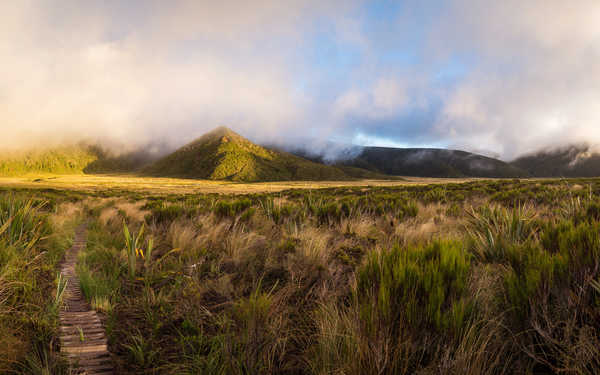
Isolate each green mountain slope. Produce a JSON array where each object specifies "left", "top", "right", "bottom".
[
  {"left": 511, "top": 145, "right": 600, "bottom": 177},
  {"left": 0, "top": 144, "right": 164, "bottom": 176},
  {"left": 143, "top": 127, "right": 353, "bottom": 181},
  {"left": 287, "top": 144, "right": 528, "bottom": 178},
  {"left": 83, "top": 145, "right": 164, "bottom": 174},
  {"left": 0, "top": 145, "right": 100, "bottom": 176},
  {"left": 342, "top": 147, "right": 528, "bottom": 178}
]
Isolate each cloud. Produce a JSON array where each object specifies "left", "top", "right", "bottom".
[
  {"left": 428, "top": 0, "right": 600, "bottom": 158},
  {"left": 324, "top": 0, "right": 600, "bottom": 159},
  {"left": 333, "top": 78, "right": 409, "bottom": 120},
  {"left": 0, "top": 0, "right": 357, "bottom": 150},
  {"left": 1, "top": 1, "right": 600, "bottom": 160}
]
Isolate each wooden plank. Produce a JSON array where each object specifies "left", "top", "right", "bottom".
[
  {"left": 61, "top": 344, "right": 107, "bottom": 353},
  {"left": 58, "top": 224, "right": 113, "bottom": 375},
  {"left": 61, "top": 333, "right": 106, "bottom": 341}
]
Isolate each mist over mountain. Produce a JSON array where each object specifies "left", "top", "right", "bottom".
[
  {"left": 8, "top": 125, "right": 600, "bottom": 180},
  {"left": 511, "top": 144, "right": 600, "bottom": 177},
  {"left": 0, "top": 141, "right": 172, "bottom": 176},
  {"left": 281, "top": 142, "right": 527, "bottom": 178},
  {"left": 3, "top": 2, "right": 600, "bottom": 158},
  {"left": 270, "top": 140, "right": 364, "bottom": 164},
  {"left": 142, "top": 127, "right": 357, "bottom": 182},
  {"left": 84, "top": 142, "right": 172, "bottom": 174}
]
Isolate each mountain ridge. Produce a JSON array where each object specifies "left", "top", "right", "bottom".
[
  {"left": 8, "top": 128, "right": 600, "bottom": 179},
  {"left": 281, "top": 142, "right": 528, "bottom": 178},
  {"left": 142, "top": 127, "right": 357, "bottom": 181},
  {"left": 510, "top": 144, "right": 600, "bottom": 177}
]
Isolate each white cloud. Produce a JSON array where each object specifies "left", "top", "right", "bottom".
[
  {"left": 0, "top": 0, "right": 357, "bottom": 150},
  {"left": 333, "top": 78, "right": 409, "bottom": 120},
  {"left": 2, "top": 0, "right": 600, "bottom": 160},
  {"left": 430, "top": 0, "right": 600, "bottom": 158}
]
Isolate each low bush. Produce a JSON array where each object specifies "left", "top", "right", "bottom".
[{"left": 214, "top": 198, "right": 252, "bottom": 218}]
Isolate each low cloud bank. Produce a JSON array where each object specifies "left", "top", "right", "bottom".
[{"left": 1, "top": 1, "right": 600, "bottom": 161}]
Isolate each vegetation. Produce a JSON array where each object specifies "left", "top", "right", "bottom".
[
  {"left": 143, "top": 126, "right": 358, "bottom": 181},
  {"left": 512, "top": 144, "right": 600, "bottom": 177},
  {"left": 0, "top": 145, "right": 99, "bottom": 176},
  {"left": 0, "top": 143, "right": 162, "bottom": 176},
  {"left": 337, "top": 147, "right": 528, "bottom": 178},
  {"left": 7, "top": 132, "right": 600, "bottom": 181},
  {"left": 0, "top": 193, "right": 80, "bottom": 373},
  {"left": 2, "top": 177, "right": 600, "bottom": 373}
]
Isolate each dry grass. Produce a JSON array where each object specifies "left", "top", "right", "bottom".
[
  {"left": 339, "top": 215, "right": 376, "bottom": 238},
  {"left": 0, "top": 174, "right": 484, "bottom": 195},
  {"left": 99, "top": 207, "right": 119, "bottom": 226},
  {"left": 390, "top": 203, "right": 465, "bottom": 245},
  {"left": 115, "top": 201, "right": 148, "bottom": 222},
  {"left": 296, "top": 227, "right": 332, "bottom": 267},
  {"left": 167, "top": 219, "right": 199, "bottom": 253},
  {"left": 223, "top": 223, "right": 266, "bottom": 264},
  {"left": 49, "top": 201, "right": 85, "bottom": 228},
  {"left": 18, "top": 177, "right": 599, "bottom": 374}
]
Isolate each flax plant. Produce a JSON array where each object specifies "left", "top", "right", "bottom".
[{"left": 123, "top": 222, "right": 153, "bottom": 278}]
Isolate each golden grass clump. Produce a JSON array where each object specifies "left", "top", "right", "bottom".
[
  {"left": 99, "top": 207, "right": 119, "bottom": 226},
  {"left": 167, "top": 219, "right": 199, "bottom": 253},
  {"left": 296, "top": 226, "right": 332, "bottom": 267},
  {"left": 115, "top": 201, "right": 148, "bottom": 222}
]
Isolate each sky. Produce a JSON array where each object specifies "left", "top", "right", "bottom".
[{"left": 1, "top": 0, "right": 600, "bottom": 160}]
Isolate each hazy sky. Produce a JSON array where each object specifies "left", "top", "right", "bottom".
[{"left": 2, "top": 0, "right": 600, "bottom": 159}]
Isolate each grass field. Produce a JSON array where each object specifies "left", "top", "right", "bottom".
[
  {"left": 1, "top": 175, "right": 600, "bottom": 374},
  {"left": 0, "top": 174, "right": 480, "bottom": 194}
]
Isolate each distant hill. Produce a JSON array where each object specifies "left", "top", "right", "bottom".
[
  {"left": 286, "top": 144, "right": 528, "bottom": 178},
  {"left": 0, "top": 143, "right": 166, "bottom": 176},
  {"left": 83, "top": 144, "right": 166, "bottom": 174},
  {"left": 345, "top": 147, "right": 528, "bottom": 178},
  {"left": 0, "top": 128, "right": 534, "bottom": 180},
  {"left": 0, "top": 145, "right": 99, "bottom": 176},
  {"left": 143, "top": 127, "right": 355, "bottom": 181},
  {"left": 511, "top": 144, "right": 600, "bottom": 177}
]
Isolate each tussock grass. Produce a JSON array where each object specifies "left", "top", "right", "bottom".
[
  {"left": 466, "top": 203, "right": 538, "bottom": 263},
  {"left": 0, "top": 193, "right": 78, "bottom": 373},
  {"left": 6, "top": 177, "right": 600, "bottom": 373}
]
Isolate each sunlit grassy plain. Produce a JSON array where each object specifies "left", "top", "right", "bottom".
[
  {"left": 0, "top": 173, "right": 475, "bottom": 194},
  {"left": 1, "top": 173, "right": 600, "bottom": 374}
]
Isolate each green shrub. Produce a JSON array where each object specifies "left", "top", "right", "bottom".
[
  {"left": 540, "top": 220, "right": 600, "bottom": 284},
  {"left": 423, "top": 187, "right": 447, "bottom": 204},
  {"left": 356, "top": 241, "right": 472, "bottom": 334},
  {"left": 446, "top": 202, "right": 462, "bottom": 217},
  {"left": 239, "top": 207, "right": 256, "bottom": 222},
  {"left": 585, "top": 201, "right": 600, "bottom": 222},
  {"left": 214, "top": 198, "right": 252, "bottom": 218},
  {"left": 147, "top": 203, "right": 186, "bottom": 224},
  {"left": 466, "top": 204, "right": 538, "bottom": 263},
  {"left": 502, "top": 242, "right": 567, "bottom": 319},
  {"left": 398, "top": 201, "right": 418, "bottom": 220},
  {"left": 316, "top": 202, "right": 341, "bottom": 226}
]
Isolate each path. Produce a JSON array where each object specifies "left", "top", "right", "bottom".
[{"left": 59, "top": 224, "right": 113, "bottom": 374}]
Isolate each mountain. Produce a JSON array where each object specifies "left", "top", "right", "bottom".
[
  {"left": 0, "top": 145, "right": 100, "bottom": 176},
  {"left": 0, "top": 143, "right": 166, "bottom": 176},
  {"left": 143, "top": 127, "right": 355, "bottom": 181},
  {"left": 83, "top": 144, "right": 167, "bottom": 174},
  {"left": 286, "top": 144, "right": 528, "bottom": 178},
  {"left": 344, "top": 147, "right": 528, "bottom": 178},
  {"left": 0, "top": 128, "right": 530, "bottom": 180},
  {"left": 511, "top": 144, "right": 600, "bottom": 177}
]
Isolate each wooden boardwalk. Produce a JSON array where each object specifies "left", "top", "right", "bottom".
[{"left": 59, "top": 224, "right": 113, "bottom": 374}]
